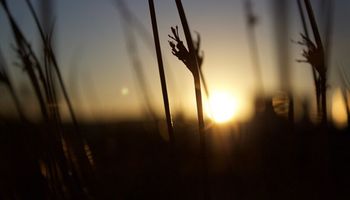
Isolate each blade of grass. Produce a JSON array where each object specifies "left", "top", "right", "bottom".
[
  {"left": 1, "top": 0, "right": 49, "bottom": 120},
  {"left": 303, "top": 0, "right": 327, "bottom": 124},
  {"left": 25, "top": 1, "right": 96, "bottom": 196},
  {"left": 244, "top": 0, "right": 264, "bottom": 95},
  {"left": 323, "top": 0, "right": 334, "bottom": 65},
  {"left": 148, "top": 0, "right": 175, "bottom": 144},
  {"left": 173, "top": 0, "right": 209, "bottom": 198},
  {"left": 0, "top": 48, "right": 26, "bottom": 121},
  {"left": 297, "top": 0, "right": 320, "bottom": 115}
]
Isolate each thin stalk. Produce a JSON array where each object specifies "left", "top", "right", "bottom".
[
  {"left": 28, "top": 0, "right": 93, "bottom": 156},
  {"left": 297, "top": 0, "right": 320, "bottom": 115},
  {"left": 297, "top": 0, "right": 309, "bottom": 37},
  {"left": 26, "top": 1, "right": 96, "bottom": 195},
  {"left": 148, "top": 0, "right": 175, "bottom": 144},
  {"left": 303, "top": 0, "right": 327, "bottom": 123},
  {"left": 0, "top": 49, "right": 26, "bottom": 121},
  {"left": 323, "top": 0, "right": 334, "bottom": 65},
  {"left": 26, "top": 0, "right": 75, "bottom": 131},
  {"left": 303, "top": 0, "right": 323, "bottom": 50},
  {"left": 247, "top": 27, "right": 263, "bottom": 94},
  {"left": 1, "top": 1, "right": 49, "bottom": 120},
  {"left": 174, "top": 0, "right": 205, "bottom": 139},
  {"left": 199, "top": 70, "right": 214, "bottom": 122},
  {"left": 200, "top": 69, "right": 210, "bottom": 98},
  {"left": 25, "top": 0, "right": 60, "bottom": 121},
  {"left": 114, "top": 0, "right": 181, "bottom": 117},
  {"left": 174, "top": 0, "right": 209, "bottom": 198},
  {"left": 244, "top": 0, "right": 263, "bottom": 94}
]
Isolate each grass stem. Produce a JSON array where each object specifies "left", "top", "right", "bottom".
[
  {"left": 174, "top": 0, "right": 209, "bottom": 198},
  {"left": 148, "top": 0, "right": 175, "bottom": 144}
]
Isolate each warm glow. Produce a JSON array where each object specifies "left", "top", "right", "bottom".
[
  {"left": 206, "top": 91, "right": 239, "bottom": 123},
  {"left": 332, "top": 89, "right": 349, "bottom": 129}
]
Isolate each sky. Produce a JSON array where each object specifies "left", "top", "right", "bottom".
[{"left": 0, "top": 0, "right": 349, "bottom": 123}]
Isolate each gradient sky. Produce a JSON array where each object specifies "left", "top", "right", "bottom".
[{"left": 0, "top": 0, "right": 349, "bottom": 122}]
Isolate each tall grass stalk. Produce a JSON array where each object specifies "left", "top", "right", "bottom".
[
  {"left": 1, "top": 0, "right": 49, "bottom": 121},
  {"left": 303, "top": 0, "right": 327, "bottom": 124},
  {"left": 244, "top": 0, "right": 264, "bottom": 94},
  {"left": 2, "top": 1, "right": 69, "bottom": 197},
  {"left": 148, "top": 0, "right": 175, "bottom": 144},
  {"left": 2, "top": 0, "right": 95, "bottom": 197},
  {"left": 297, "top": 0, "right": 321, "bottom": 115},
  {"left": 173, "top": 0, "right": 209, "bottom": 198},
  {"left": 26, "top": 1, "right": 96, "bottom": 195},
  {"left": 25, "top": 0, "right": 79, "bottom": 127},
  {"left": 28, "top": 0, "right": 60, "bottom": 122},
  {"left": 0, "top": 49, "right": 26, "bottom": 121},
  {"left": 193, "top": 33, "right": 209, "bottom": 99},
  {"left": 114, "top": 0, "right": 183, "bottom": 118},
  {"left": 199, "top": 70, "right": 209, "bottom": 98},
  {"left": 322, "top": 0, "right": 334, "bottom": 66}
]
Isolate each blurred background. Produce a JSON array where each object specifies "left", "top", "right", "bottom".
[
  {"left": 0, "top": 0, "right": 349, "bottom": 128},
  {"left": 2, "top": 1, "right": 350, "bottom": 199}
]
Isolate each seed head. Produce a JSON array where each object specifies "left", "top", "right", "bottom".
[
  {"left": 297, "top": 33, "right": 325, "bottom": 75},
  {"left": 168, "top": 26, "right": 204, "bottom": 74}
]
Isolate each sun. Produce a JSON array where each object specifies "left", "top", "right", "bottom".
[{"left": 206, "top": 91, "right": 239, "bottom": 123}]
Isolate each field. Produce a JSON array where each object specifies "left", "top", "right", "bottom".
[{"left": 1, "top": 0, "right": 350, "bottom": 199}]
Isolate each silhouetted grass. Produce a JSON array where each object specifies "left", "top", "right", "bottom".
[
  {"left": 148, "top": 0, "right": 175, "bottom": 144},
  {"left": 170, "top": 0, "right": 209, "bottom": 198},
  {"left": 244, "top": 0, "right": 264, "bottom": 94},
  {"left": 0, "top": 48, "right": 26, "bottom": 121},
  {"left": 25, "top": 1, "right": 96, "bottom": 193},
  {"left": 298, "top": 0, "right": 328, "bottom": 124},
  {"left": 297, "top": 0, "right": 320, "bottom": 116},
  {"left": 1, "top": 0, "right": 96, "bottom": 198},
  {"left": 0, "top": 1, "right": 349, "bottom": 199},
  {"left": 1, "top": 0, "right": 49, "bottom": 120}
]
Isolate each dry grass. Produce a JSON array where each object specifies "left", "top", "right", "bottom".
[
  {"left": 297, "top": 0, "right": 328, "bottom": 124},
  {"left": 1, "top": 0, "right": 95, "bottom": 198},
  {"left": 172, "top": 0, "right": 209, "bottom": 198},
  {"left": 148, "top": 0, "right": 175, "bottom": 144},
  {"left": 0, "top": 48, "right": 25, "bottom": 120}
]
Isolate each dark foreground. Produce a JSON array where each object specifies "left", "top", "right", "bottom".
[{"left": 1, "top": 114, "right": 349, "bottom": 200}]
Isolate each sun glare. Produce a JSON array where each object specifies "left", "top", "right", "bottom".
[
  {"left": 206, "top": 91, "right": 239, "bottom": 123},
  {"left": 332, "top": 89, "right": 348, "bottom": 129}
]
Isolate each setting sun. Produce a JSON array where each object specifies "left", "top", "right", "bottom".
[{"left": 206, "top": 91, "right": 239, "bottom": 123}]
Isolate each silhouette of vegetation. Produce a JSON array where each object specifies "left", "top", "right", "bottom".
[
  {"left": 298, "top": 0, "right": 328, "bottom": 124},
  {"left": 244, "top": 0, "right": 264, "bottom": 94},
  {"left": 1, "top": 0, "right": 95, "bottom": 198},
  {"left": 148, "top": 0, "right": 175, "bottom": 144},
  {"left": 170, "top": 0, "right": 209, "bottom": 198},
  {"left": 0, "top": 0, "right": 349, "bottom": 200}
]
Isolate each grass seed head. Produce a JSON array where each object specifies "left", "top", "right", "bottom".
[
  {"left": 298, "top": 33, "right": 325, "bottom": 75},
  {"left": 168, "top": 26, "right": 204, "bottom": 74}
]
